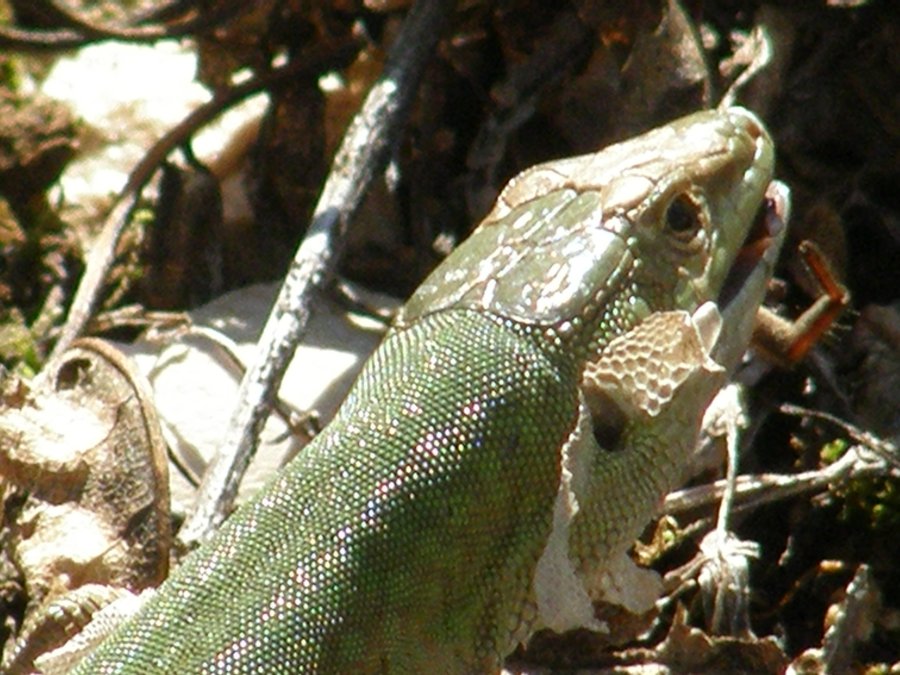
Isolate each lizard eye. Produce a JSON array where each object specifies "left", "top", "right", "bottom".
[{"left": 664, "top": 193, "right": 704, "bottom": 243}]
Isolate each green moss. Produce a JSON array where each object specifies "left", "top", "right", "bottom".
[{"left": 821, "top": 439, "right": 900, "bottom": 532}]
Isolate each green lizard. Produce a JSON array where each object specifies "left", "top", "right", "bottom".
[{"left": 69, "top": 107, "right": 787, "bottom": 674}]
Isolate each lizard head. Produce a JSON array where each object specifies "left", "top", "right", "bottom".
[
  {"left": 397, "top": 107, "right": 787, "bottom": 361},
  {"left": 608, "top": 107, "right": 784, "bottom": 319}
]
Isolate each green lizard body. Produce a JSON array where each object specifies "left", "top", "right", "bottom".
[{"left": 71, "top": 107, "right": 786, "bottom": 674}]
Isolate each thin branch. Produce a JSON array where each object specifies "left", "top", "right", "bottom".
[
  {"left": 780, "top": 402, "right": 900, "bottom": 469},
  {"left": 130, "top": 0, "right": 206, "bottom": 25},
  {"left": 0, "top": 23, "right": 96, "bottom": 49},
  {"left": 663, "top": 442, "right": 897, "bottom": 518},
  {"left": 0, "top": 0, "right": 247, "bottom": 49},
  {"left": 177, "top": 0, "right": 457, "bottom": 548}
]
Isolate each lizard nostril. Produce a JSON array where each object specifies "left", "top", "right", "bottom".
[
  {"left": 727, "top": 107, "right": 766, "bottom": 143},
  {"left": 744, "top": 117, "right": 763, "bottom": 140}
]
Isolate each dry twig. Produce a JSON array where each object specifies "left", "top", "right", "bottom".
[{"left": 178, "top": 0, "right": 458, "bottom": 548}]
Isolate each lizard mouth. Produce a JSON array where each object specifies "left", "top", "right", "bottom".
[{"left": 718, "top": 180, "right": 789, "bottom": 309}]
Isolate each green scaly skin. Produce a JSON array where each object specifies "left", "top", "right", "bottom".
[{"left": 72, "top": 107, "right": 784, "bottom": 674}]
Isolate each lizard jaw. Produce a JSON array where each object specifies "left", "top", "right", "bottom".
[
  {"left": 712, "top": 179, "right": 790, "bottom": 372},
  {"left": 717, "top": 179, "right": 790, "bottom": 311}
]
